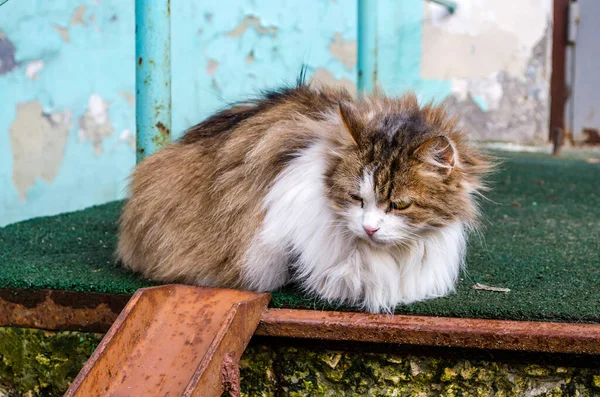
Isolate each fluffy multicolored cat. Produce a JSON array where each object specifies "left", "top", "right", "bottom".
[{"left": 117, "top": 80, "right": 491, "bottom": 313}]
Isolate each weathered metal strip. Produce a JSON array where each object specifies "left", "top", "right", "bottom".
[
  {"left": 135, "top": 0, "right": 172, "bottom": 162},
  {"left": 3, "top": 288, "right": 600, "bottom": 355},
  {"left": 256, "top": 309, "right": 600, "bottom": 355},
  {"left": 0, "top": 288, "right": 130, "bottom": 333},
  {"left": 64, "top": 285, "right": 270, "bottom": 397},
  {"left": 550, "top": 0, "right": 570, "bottom": 152}
]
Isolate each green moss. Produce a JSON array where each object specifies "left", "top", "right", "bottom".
[
  {"left": 593, "top": 375, "right": 600, "bottom": 389},
  {"left": 524, "top": 364, "right": 551, "bottom": 377},
  {"left": 0, "top": 327, "right": 102, "bottom": 397},
  {"left": 239, "top": 344, "right": 600, "bottom": 396},
  {"left": 440, "top": 367, "right": 458, "bottom": 382},
  {"left": 2, "top": 328, "right": 600, "bottom": 397}
]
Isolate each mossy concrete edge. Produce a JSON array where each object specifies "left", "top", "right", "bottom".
[{"left": 2, "top": 327, "right": 600, "bottom": 396}]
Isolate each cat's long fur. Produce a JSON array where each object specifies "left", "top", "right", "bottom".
[{"left": 117, "top": 81, "right": 491, "bottom": 313}]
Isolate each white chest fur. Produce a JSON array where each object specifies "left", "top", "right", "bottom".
[{"left": 242, "top": 141, "right": 467, "bottom": 313}]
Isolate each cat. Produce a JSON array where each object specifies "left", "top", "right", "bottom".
[{"left": 117, "top": 79, "right": 491, "bottom": 313}]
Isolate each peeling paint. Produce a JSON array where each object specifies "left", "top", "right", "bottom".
[
  {"left": 78, "top": 94, "right": 114, "bottom": 155},
  {"left": 245, "top": 50, "right": 255, "bottom": 65},
  {"left": 119, "top": 129, "right": 135, "bottom": 150},
  {"left": 328, "top": 33, "right": 357, "bottom": 71},
  {"left": 311, "top": 68, "right": 356, "bottom": 96},
  {"left": 25, "top": 60, "right": 44, "bottom": 80},
  {"left": 3, "top": 0, "right": 555, "bottom": 226},
  {"left": 0, "top": 31, "right": 17, "bottom": 75},
  {"left": 119, "top": 91, "right": 135, "bottom": 106},
  {"left": 418, "top": 0, "right": 552, "bottom": 143},
  {"left": 226, "top": 16, "right": 277, "bottom": 38},
  {"left": 206, "top": 59, "right": 219, "bottom": 77},
  {"left": 9, "top": 101, "right": 72, "bottom": 201},
  {"left": 71, "top": 6, "right": 87, "bottom": 26},
  {"left": 421, "top": 0, "right": 552, "bottom": 79},
  {"left": 52, "top": 25, "right": 70, "bottom": 43},
  {"left": 451, "top": 74, "right": 503, "bottom": 112},
  {"left": 447, "top": 28, "right": 551, "bottom": 143}
]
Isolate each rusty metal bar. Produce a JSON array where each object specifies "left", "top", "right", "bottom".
[
  {"left": 65, "top": 285, "right": 270, "bottom": 397},
  {"left": 0, "top": 288, "right": 129, "bottom": 333},
  {"left": 357, "top": 0, "right": 378, "bottom": 95},
  {"left": 135, "top": 0, "right": 172, "bottom": 162},
  {"left": 256, "top": 309, "right": 600, "bottom": 355},
  {"left": 550, "top": 0, "right": 570, "bottom": 152},
  {"left": 5, "top": 287, "right": 600, "bottom": 356}
]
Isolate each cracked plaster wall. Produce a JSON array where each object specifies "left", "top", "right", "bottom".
[
  {"left": 0, "top": 0, "right": 552, "bottom": 226},
  {"left": 421, "top": 0, "right": 553, "bottom": 143}
]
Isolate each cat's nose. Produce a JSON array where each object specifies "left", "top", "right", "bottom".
[{"left": 363, "top": 226, "right": 379, "bottom": 236}]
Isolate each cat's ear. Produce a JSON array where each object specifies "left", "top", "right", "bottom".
[
  {"left": 338, "top": 102, "right": 363, "bottom": 147},
  {"left": 413, "top": 136, "right": 456, "bottom": 173}
]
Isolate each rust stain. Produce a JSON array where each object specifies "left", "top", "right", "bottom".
[
  {"left": 151, "top": 121, "right": 171, "bottom": 148},
  {"left": 5, "top": 284, "right": 600, "bottom": 364},
  {"left": 206, "top": 59, "right": 219, "bottom": 76},
  {"left": 71, "top": 6, "right": 87, "bottom": 26},
  {"left": 156, "top": 121, "right": 170, "bottom": 136},
  {"left": 255, "top": 309, "right": 600, "bottom": 355},
  {"left": 226, "top": 15, "right": 277, "bottom": 38},
  {"left": 221, "top": 352, "right": 241, "bottom": 396},
  {"left": 0, "top": 288, "right": 130, "bottom": 333},
  {"left": 582, "top": 127, "right": 600, "bottom": 145}
]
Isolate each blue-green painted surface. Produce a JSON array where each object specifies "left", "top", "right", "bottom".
[
  {"left": 357, "top": 0, "right": 377, "bottom": 94},
  {"left": 377, "top": 0, "right": 452, "bottom": 102},
  {"left": 135, "top": 0, "right": 171, "bottom": 161},
  {"left": 0, "top": 0, "right": 454, "bottom": 226}
]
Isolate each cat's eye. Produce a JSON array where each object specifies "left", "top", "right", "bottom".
[
  {"left": 389, "top": 200, "right": 413, "bottom": 212},
  {"left": 349, "top": 194, "right": 364, "bottom": 208}
]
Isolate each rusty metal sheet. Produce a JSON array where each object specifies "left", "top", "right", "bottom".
[
  {"left": 65, "top": 285, "right": 270, "bottom": 397},
  {"left": 0, "top": 288, "right": 130, "bottom": 332},
  {"left": 256, "top": 309, "right": 600, "bottom": 355}
]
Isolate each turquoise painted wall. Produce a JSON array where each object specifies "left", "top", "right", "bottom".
[{"left": 0, "top": 0, "right": 550, "bottom": 226}]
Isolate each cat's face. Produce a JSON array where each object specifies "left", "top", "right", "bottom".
[{"left": 326, "top": 100, "right": 484, "bottom": 246}]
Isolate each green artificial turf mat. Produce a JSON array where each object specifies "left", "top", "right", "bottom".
[{"left": 1, "top": 152, "right": 599, "bottom": 323}]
